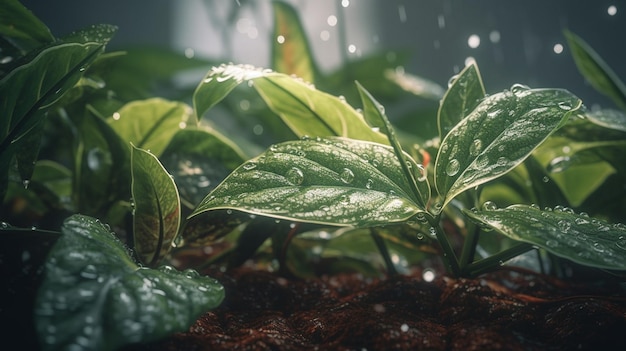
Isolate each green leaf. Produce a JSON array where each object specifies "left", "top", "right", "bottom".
[
  {"left": 0, "top": 24, "right": 116, "bottom": 200},
  {"left": 131, "top": 145, "right": 181, "bottom": 267},
  {"left": 434, "top": 86, "right": 582, "bottom": 210},
  {"left": 271, "top": 1, "right": 317, "bottom": 84},
  {"left": 34, "top": 215, "right": 224, "bottom": 351},
  {"left": 464, "top": 204, "right": 626, "bottom": 271},
  {"left": 160, "top": 128, "right": 246, "bottom": 208},
  {"left": 585, "top": 108, "right": 626, "bottom": 132},
  {"left": 437, "top": 62, "right": 486, "bottom": 139},
  {"left": 108, "top": 98, "right": 196, "bottom": 157},
  {"left": 0, "top": 0, "right": 55, "bottom": 52},
  {"left": 193, "top": 64, "right": 387, "bottom": 144},
  {"left": 564, "top": 30, "right": 626, "bottom": 111},
  {"left": 385, "top": 68, "right": 445, "bottom": 100},
  {"left": 187, "top": 137, "right": 424, "bottom": 241},
  {"left": 356, "top": 81, "right": 430, "bottom": 208}
]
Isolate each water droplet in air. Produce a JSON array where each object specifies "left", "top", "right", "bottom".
[
  {"left": 22, "top": 179, "right": 30, "bottom": 189},
  {"left": 286, "top": 167, "right": 304, "bottom": 185},
  {"left": 446, "top": 159, "right": 460, "bottom": 176},
  {"left": 340, "top": 168, "right": 355, "bottom": 184}
]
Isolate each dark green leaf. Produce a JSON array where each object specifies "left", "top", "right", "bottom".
[
  {"left": 160, "top": 128, "right": 246, "bottom": 207},
  {"left": 131, "top": 145, "right": 181, "bottom": 267},
  {"left": 356, "top": 81, "right": 430, "bottom": 208},
  {"left": 564, "top": 30, "right": 626, "bottom": 111},
  {"left": 193, "top": 64, "right": 387, "bottom": 144},
  {"left": 0, "top": 0, "right": 55, "bottom": 52},
  {"left": 108, "top": 98, "right": 196, "bottom": 157},
  {"left": 271, "top": 1, "right": 317, "bottom": 83},
  {"left": 434, "top": 86, "right": 582, "bottom": 210},
  {"left": 437, "top": 62, "right": 485, "bottom": 139},
  {"left": 0, "top": 24, "right": 116, "bottom": 200},
  {"left": 34, "top": 215, "right": 224, "bottom": 351},
  {"left": 464, "top": 204, "right": 626, "bottom": 271},
  {"left": 188, "top": 137, "right": 424, "bottom": 235},
  {"left": 585, "top": 108, "right": 626, "bottom": 132}
]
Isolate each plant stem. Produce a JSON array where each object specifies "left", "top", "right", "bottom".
[
  {"left": 458, "top": 225, "right": 480, "bottom": 270},
  {"left": 464, "top": 242, "right": 533, "bottom": 277},
  {"left": 428, "top": 214, "right": 461, "bottom": 276},
  {"left": 371, "top": 228, "right": 397, "bottom": 276}
]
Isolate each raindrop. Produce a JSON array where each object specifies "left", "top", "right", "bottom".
[
  {"left": 510, "top": 84, "right": 530, "bottom": 93},
  {"left": 365, "top": 178, "right": 374, "bottom": 189},
  {"left": 400, "top": 323, "right": 409, "bottom": 332},
  {"left": 87, "top": 148, "right": 107, "bottom": 171},
  {"left": 243, "top": 162, "right": 257, "bottom": 170},
  {"left": 467, "top": 34, "right": 480, "bottom": 49},
  {"left": 446, "top": 159, "right": 460, "bottom": 176},
  {"left": 469, "top": 139, "right": 482, "bottom": 156},
  {"left": 276, "top": 35, "right": 285, "bottom": 44},
  {"left": 482, "top": 201, "right": 497, "bottom": 211},
  {"left": 575, "top": 217, "right": 589, "bottom": 225},
  {"left": 341, "top": 0, "right": 349, "bottom": 7},
  {"left": 608, "top": 5, "right": 617, "bottom": 16},
  {"left": 340, "top": 168, "right": 355, "bottom": 184},
  {"left": 489, "top": 30, "right": 501, "bottom": 43},
  {"left": 548, "top": 156, "right": 572, "bottom": 173},
  {"left": 447, "top": 74, "right": 460, "bottom": 88},
  {"left": 286, "top": 167, "right": 304, "bottom": 185},
  {"left": 398, "top": 5, "right": 407, "bottom": 23},
  {"left": 22, "top": 179, "right": 30, "bottom": 189},
  {"left": 422, "top": 268, "right": 436, "bottom": 282},
  {"left": 542, "top": 176, "right": 550, "bottom": 183},
  {"left": 557, "top": 101, "right": 572, "bottom": 111},
  {"left": 437, "top": 14, "right": 445, "bottom": 29}
]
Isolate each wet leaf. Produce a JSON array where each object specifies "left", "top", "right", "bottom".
[
  {"left": 434, "top": 86, "right": 582, "bottom": 210},
  {"left": 188, "top": 137, "right": 425, "bottom": 239},
  {"left": 356, "top": 81, "right": 430, "bottom": 208},
  {"left": 272, "top": 1, "right": 317, "bottom": 84},
  {"left": 0, "top": 23, "right": 116, "bottom": 200},
  {"left": 464, "top": 204, "right": 626, "bottom": 271},
  {"left": 565, "top": 30, "right": 626, "bottom": 111},
  {"left": 193, "top": 64, "right": 387, "bottom": 144},
  {"left": 34, "top": 215, "right": 224, "bottom": 351},
  {"left": 131, "top": 145, "right": 181, "bottom": 267},
  {"left": 438, "top": 62, "right": 485, "bottom": 139},
  {"left": 160, "top": 128, "right": 246, "bottom": 208},
  {"left": 108, "top": 98, "right": 196, "bottom": 157}
]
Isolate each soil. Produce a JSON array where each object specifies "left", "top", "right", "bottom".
[{"left": 129, "top": 266, "right": 626, "bottom": 351}]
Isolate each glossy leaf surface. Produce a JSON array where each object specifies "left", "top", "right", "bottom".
[
  {"left": 272, "top": 1, "right": 317, "bottom": 83},
  {"left": 438, "top": 62, "right": 485, "bottom": 139},
  {"left": 0, "top": 0, "right": 54, "bottom": 51},
  {"left": 565, "top": 30, "right": 626, "bottom": 111},
  {"left": 0, "top": 24, "right": 116, "bottom": 199},
  {"left": 193, "top": 64, "right": 387, "bottom": 144},
  {"left": 434, "top": 86, "right": 582, "bottom": 210},
  {"left": 108, "top": 98, "right": 196, "bottom": 157},
  {"left": 35, "top": 215, "right": 224, "bottom": 351},
  {"left": 465, "top": 205, "right": 626, "bottom": 271},
  {"left": 131, "top": 145, "right": 181, "bottom": 267},
  {"left": 189, "top": 137, "right": 424, "bottom": 233}
]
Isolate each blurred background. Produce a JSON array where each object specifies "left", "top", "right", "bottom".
[{"left": 20, "top": 0, "right": 626, "bottom": 109}]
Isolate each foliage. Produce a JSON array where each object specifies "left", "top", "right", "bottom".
[{"left": 2, "top": 0, "right": 626, "bottom": 350}]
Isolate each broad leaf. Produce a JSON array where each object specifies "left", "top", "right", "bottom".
[
  {"left": 585, "top": 108, "right": 626, "bottom": 132},
  {"left": 34, "top": 215, "right": 224, "bottom": 351},
  {"left": 108, "top": 98, "right": 196, "bottom": 157},
  {"left": 434, "top": 86, "right": 582, "bottom": 210},
  {"left": 193, "top": 64, "right": 387, "bottom": 144},
  {"left": 437, "top": 62, "right": 485, "bottom": 139},
  {"left": 0, "top": 24, "right": 116, "bottom": 200},
  {"left": 464, "top": 204, "right": 626, "bottom": 271},
  {"left": 131, "top": 145, "right": 181, "bottom": 267},
  {"left": 160, "top": 128, "right": 246, "bottom": 208},
  {"left": 564, "top": 30, "right": 626, "bottom": 111},
  {"left": 186, "top": 137, "right": 425, "bottom": 244},
  {"left": 356, "top": 81, "right": 430, "bottom": 208},
  {"left": 272, "top": 1, "right": 317, "bottom": 83},
  {"left": 385, "top": 68, "right": 445, "bottom": 100},
  {"left": 0, "top": 0, "right": 54, "bottom": 52}
]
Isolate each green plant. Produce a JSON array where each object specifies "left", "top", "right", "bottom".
[{"left": 2, "top": 1, "right": 626, "bottom": 350}]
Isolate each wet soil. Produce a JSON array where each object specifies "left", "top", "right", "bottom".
[{"left": 131, "top": 267, "right": 626, "bottom": 351}]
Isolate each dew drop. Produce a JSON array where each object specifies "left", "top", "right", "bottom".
[
  {"left": 510, "top": 84, "right": 530, "bottom": 93},
  {"left": 547, "top": 156, "right": 571, "bottom": 173},
  {"left": 340, "top": 168, "right": 355, "bottom": 184},
  {"left": 286, "top": 167, "right": 304, "bottom": 185},
  {"left": 557, "top": 101, "right": 572, "bottom": 111},
  {"left": 446, "top": 159, "right": 460, "bottom": 176},
  {"left": 482, "top": 201, "right": 497, "bottom": 211},
  {"left": 243, "top": 162, "right": 257, "bottom": 170},
  {"left": 469, "top": 139, "right": 482, "bottom": 156},
  {"left": 545, "top": 240, "right": 559, "bottom": 248},
  {"left": 365, "top": 178, "right": 374, "bottom": 189}
]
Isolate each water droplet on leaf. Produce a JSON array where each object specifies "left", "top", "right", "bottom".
[
  {"left": 340, "top": 168, "right": 355, "bottom": 184},
  {"left": 286, "top": 167, "right": 304, "bottom": 185},
  {"left": 446, "top": 159, "right": 460, "bottom": 176}
]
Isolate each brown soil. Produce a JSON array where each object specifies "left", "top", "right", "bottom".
[{"left": 130, "top": 267, "right": 626, "bottom": 351}]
